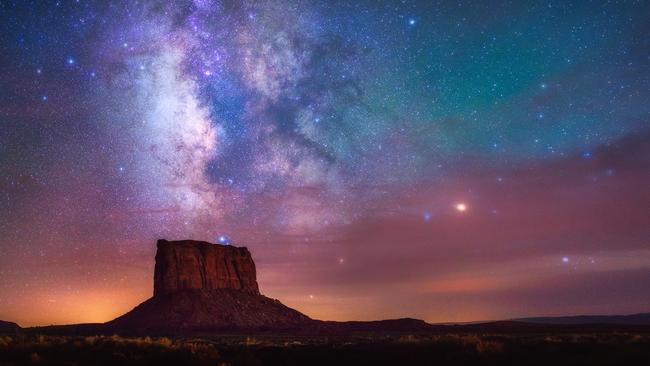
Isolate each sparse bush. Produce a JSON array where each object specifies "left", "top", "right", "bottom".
[
  {"left": 244, "top": 336, "right": 260, "bottom": 346},
  {"left": 475, "top": 339, "right": 504, "bottom": 354},
  {"left": 29, "top": 352, "right": 40, "bottom": 363},
  {"left": 631, "top": 334, "right": 645, "bottom": 342},
  {"left": 397, "top": 334, "right": 419, "bottom": 343},
  {"left": 158, "top": 336, "right": 173, "bottom": 347},
  {"left": 35, "top": 334, "right": 46, "bottom": 344}
]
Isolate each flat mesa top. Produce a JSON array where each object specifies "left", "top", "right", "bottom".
[{"left": 156, "top": 239, "right": 250, "bottom": 252}]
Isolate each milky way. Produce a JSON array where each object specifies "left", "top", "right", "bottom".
[{"left": 1, "top": 0, "right": 649, "bottom": 326}]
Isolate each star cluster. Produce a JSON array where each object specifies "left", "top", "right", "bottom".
[{"left": 1, "top": 0, "right": 649, "bottom": 325}]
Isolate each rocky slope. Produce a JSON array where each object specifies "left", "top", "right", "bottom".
[{"left": 109, "top": 289, "right": 311, "bottom": 332}]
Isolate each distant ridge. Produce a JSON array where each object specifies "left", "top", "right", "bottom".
[{"left": 514, "top": 313, "right": 650, "bottom": 325}]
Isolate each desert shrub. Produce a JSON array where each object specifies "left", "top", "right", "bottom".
[
  {"left": 630, "top": 334, "right": 645, "bottom": 342},
  {"left": 135, "top": 336, "right": 153, "bottom": 345},
  {"left": 456, "top": 334, "right": 481, "bottom": 347},
  {"left": 396, "top": 334, "right": 419, "bottom": 343},
  {"left": 244, "top": 337, "right": 260, "bottom": 346},
  {"left": 158, "top": 336, "right": 173, "bottom": 347},
  {"left": 475, "top": 339, "right": 504, "bottom": 354},
  {"left": 181, "top": 341, "right": 220, "bottom": 360},
  {"left": 109, "top": 334, "right": 123, "bottom": 343},
  {"left": 29, "top": 352, "right": 40, "bottom": 363}
]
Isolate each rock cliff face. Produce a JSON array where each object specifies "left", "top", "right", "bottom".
[
  {"left": 108, "top": 239, "right": 311, "bottom": 333},
  {"left": 154, "top": 239, "right": 259, "bottom": 296}
]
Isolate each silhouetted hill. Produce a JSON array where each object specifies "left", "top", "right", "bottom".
[
  {"left": 514, "top": 313, "right": 650, "bottom": 325},
  {"left": 325, "top": 318, "right": 434, "bottom": 332},
  {"left": 0, "top": 320, "right": 20, "bottom": 333}
]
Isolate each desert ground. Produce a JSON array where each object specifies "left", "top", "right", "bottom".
[{"left": 1, "top": 330, "right": 650, "bottom": 366}]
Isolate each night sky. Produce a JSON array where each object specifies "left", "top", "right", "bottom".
[{"left": 1, "top": 0, "right": 649, "bottom": 326}]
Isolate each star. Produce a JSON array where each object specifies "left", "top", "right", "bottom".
[
  {"left": 423, "top": 211, "right": 432, "bottom": 221},
  {"left": 218, "top": 235, "right": 230, "bottom": 245},
  {"left": 455, "top": 203, "right": 467, "bottom": 212}
]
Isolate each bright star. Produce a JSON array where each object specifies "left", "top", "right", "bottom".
[
  {"left": 408, "top": 18, "right": 416, "bottom": 26},
  {"left": 562, "top": 256, "right": 570, "bottom": 263},
  {"left": 423, "top": 211, "right": 432, "bottom": 221},
  {"left": 455, "top": 203, "right": 467, "bottom": 212}
]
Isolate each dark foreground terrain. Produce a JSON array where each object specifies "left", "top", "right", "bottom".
[{"left": 1, "top": 330, "right": 650, "bottom": 366}]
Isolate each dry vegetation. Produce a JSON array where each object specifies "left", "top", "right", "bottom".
[{"left": 0, "top": 332, "right": 649, "bottom": 365}]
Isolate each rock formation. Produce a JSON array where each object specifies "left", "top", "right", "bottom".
[
  {"left": 154, "top": 239, "right": 259, "bottom": 296},
  {"left": 107, "top": 239, "right": 433, "bottom": 335},
  {"left": 108, "top": 239, "right": 311, "bottom": 333}
]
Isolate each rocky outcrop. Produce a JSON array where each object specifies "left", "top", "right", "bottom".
[
  {"left": 154, "top": 239, "right": 259, "bottom": 296},
  {"left": 108, "top": 239, "right": 312, "bottom": 333}
]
